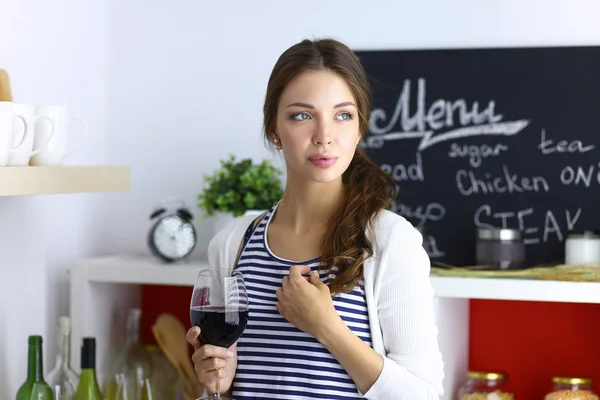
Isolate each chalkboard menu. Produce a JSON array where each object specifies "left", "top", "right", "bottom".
[{"left": 355, "top": 46, "right": 600, "bottom": 268}]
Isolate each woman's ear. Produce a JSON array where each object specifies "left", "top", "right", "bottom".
[{"left": 271, "top": 128, "right": 282, "bottom": 149}]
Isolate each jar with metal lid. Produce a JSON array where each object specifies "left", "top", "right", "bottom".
[
  {"left": 565, "top": 231, "right": 600, "bottom": 266},
  {"left": 457, "top": 371, "right": 515, "bottom": 400},
  {"left": 476, "top": 228, "right": 525, "bottom": 270},
  {"left": 544, "top": 377, "right": 599, "bottom": 400}
]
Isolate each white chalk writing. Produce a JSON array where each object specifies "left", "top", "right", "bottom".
[
  {"left": 456, "top": 166, "right": 550, "bottom": 195},
  {"left": 381, "top": 153, "right": 424, "bottom": 182},
  {"left": 394, "top": 202, "right": 446, "bottom": 229},
  {"left": 560, "top": 162, "right": 600, "bottom": 187},
  {"left": 388, "top": 201, "right": 446, "bottom": 258},
  {"left": 367, "top": 78, "right": 531, "bottom": 150},
  {"left": 474, "top": 204, "right": 582, "bottom": 245},
  {"left": 448, "top": 142, "right": 509, "bottom": 168},
  {"left": 538, "top": 128, "right": 595, "bottom": 154},
  {"left": 424, "top": 235, "right": 445, "bottom": 258}
]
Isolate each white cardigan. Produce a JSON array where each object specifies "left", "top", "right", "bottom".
[{"left": 207, "top": 209, "right": 445, "bottom": 399}]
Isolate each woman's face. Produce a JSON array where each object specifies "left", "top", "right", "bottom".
[{"left": 274, "top": 69, "right": 361, "bottom": 185}]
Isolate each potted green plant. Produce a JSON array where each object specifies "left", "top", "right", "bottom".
[{"left": 197, "top": 155, "right": 284, "bottom": 232}]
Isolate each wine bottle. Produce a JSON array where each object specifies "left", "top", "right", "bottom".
[
  {"left": 15, "top": 335, "right": 54, "bottom": 400},
  {"left": 47, "top": 317, "right": 79, "bottom": 394},
  {"left": 74, "top": 337, "right": 103, "bottom": 400}
]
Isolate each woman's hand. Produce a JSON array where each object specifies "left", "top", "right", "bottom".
[
  {"left": 186, "top": 326, "right": 238, "bottom": 395},
  {"left": 276, "top": 265, "right": 341, "bottom": 341}
]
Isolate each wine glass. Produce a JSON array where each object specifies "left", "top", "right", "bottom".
[
  {"left": 190, "top": 268, "right": 249, "bottom": 400},
  {"left": 114, "top": 373, "right": 128, "bottom": 400},
  {"left": 140, "top": 379, "right": 153, "bottom": 400}
]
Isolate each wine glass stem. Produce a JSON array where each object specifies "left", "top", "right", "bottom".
[{"left": 215, "top": 374, "right": 221, "bottom": 398}]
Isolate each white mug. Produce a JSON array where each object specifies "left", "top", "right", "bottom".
[
  {"left": 7, "top": 103, "right": 55, "bottom": 166},
  {"left": 30, "top": 105, "right": 87, "bottom": 166},
  {"left": 0, "top": 101, "right": 27, "bottom": 166}
]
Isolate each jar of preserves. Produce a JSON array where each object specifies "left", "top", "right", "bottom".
[
  {"left": 457, "top": 371, "right": 515, "bottom": 400},
  {"left": 544, "top": 377, "right": 599, "bottom": 400}
]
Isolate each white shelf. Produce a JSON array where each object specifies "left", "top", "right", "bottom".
[
  {"left": 431, "top": 276, "right": 600, "bottom": 304},
  {"left": 76, "top": 254, "right": 206, "bottom": 286},
  {"left": 0, "top": 166, "right": 130, "bottom": 196},
  {"left": 75, "top": 255, "right": 600, "bottom": 304}
]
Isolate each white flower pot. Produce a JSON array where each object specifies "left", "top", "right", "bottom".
[
  {"left": 244, "top": 209, "right": 266, "bottom": 217},
  {"left": 212, "top": 210, "right": 267, "bottom": 237}
]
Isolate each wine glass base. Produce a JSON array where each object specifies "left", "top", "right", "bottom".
[{"left": 196, "top": 396, "right": 231, "bottom": 400}]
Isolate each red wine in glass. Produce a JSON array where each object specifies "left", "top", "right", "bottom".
[
  {"left": 190, "top": 269, "right": 249, "bottom": 400},
  {"left": 190, "top": 306, "right": 249, "bottom": 348}
]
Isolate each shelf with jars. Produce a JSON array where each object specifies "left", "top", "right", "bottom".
[
  {"left": 68, "top": 254, "right": 600, "bottom": 400},
  {"left": 73, "top": 254, "right": 600, "bottom": 304}
]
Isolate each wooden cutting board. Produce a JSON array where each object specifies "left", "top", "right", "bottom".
[{"left": 0, "top": 68, "right": 12, "bottom": 101}]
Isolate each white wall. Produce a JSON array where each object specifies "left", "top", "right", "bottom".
[
  {"left": 105, "top": 0, "right": 600, "bottom": 260},
  {"left": 0, "top": 0, "right": 109, "bottom": 397}
]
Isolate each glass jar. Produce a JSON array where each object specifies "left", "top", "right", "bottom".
[
  {"left": 476, "top": 228, "right": 525, "bottom": 270},
  {"left": 544, "top": 377, "right": 599, "bottom": 400},
  {"left": 457, "top": 371, "right": 516, "bottom": 400}
]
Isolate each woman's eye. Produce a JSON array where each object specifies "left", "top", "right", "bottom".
[
  {"left": 336, "top": 112, "right": 353, "bottom": 121},
  {"left": 292, "top": 112, "right": 310, "bottom": 121}
]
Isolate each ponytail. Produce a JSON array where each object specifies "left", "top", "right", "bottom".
[{"left": 321, "top": 148, "right": 397, "bottom": 294}]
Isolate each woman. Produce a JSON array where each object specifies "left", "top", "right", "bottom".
[{"left": 186, "top": 38, "right": 444, "bottom": 399}]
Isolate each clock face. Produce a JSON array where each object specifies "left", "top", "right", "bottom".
[{"left": 152, "top": 215, "right": 196, "bottom": 260}]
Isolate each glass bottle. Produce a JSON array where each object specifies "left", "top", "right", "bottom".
[
  {"left": 74, "top": 337, "right": 103, "bottom": 400},
  {"left": 47, "top": 316, "right": 79, "bottom": 397},
  {"left": 105, "top": 308, "right": 152, "bottom": 400},
  {"left": 16, "top": 335, "right": 54, "bottom": 400}
]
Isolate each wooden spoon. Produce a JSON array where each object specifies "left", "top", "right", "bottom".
[
  {"left": 0, "top": 69, "right": 12, "bottom": 101},
  {"left": 152, "top": 313, "right": 204, "bottom": 399}
]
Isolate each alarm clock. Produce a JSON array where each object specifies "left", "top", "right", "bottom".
[{"left": 147, "top": 200, "right": 197, "bottom": 263}]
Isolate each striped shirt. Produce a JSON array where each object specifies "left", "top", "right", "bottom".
[{"left": 231, "top": 205, "right": 372, "bottom": 399}]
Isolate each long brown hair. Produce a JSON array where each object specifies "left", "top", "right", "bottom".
[{"left": 263, "top": 38, "right": 397, "bottom": 294}]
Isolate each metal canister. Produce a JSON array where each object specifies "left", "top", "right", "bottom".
[{"left": 476, "top": 228, "right": 525, "bottom": 270}]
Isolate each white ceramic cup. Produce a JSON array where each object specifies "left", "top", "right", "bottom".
[
  {"left": 0, "top": 101, "right": 27, "bottom": 166},
  {"left": 30, "top": 105, "right": 87, "bottom": 166},
  {"left": 7, "top": 103, "right": 55, "bottom": 166}
]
